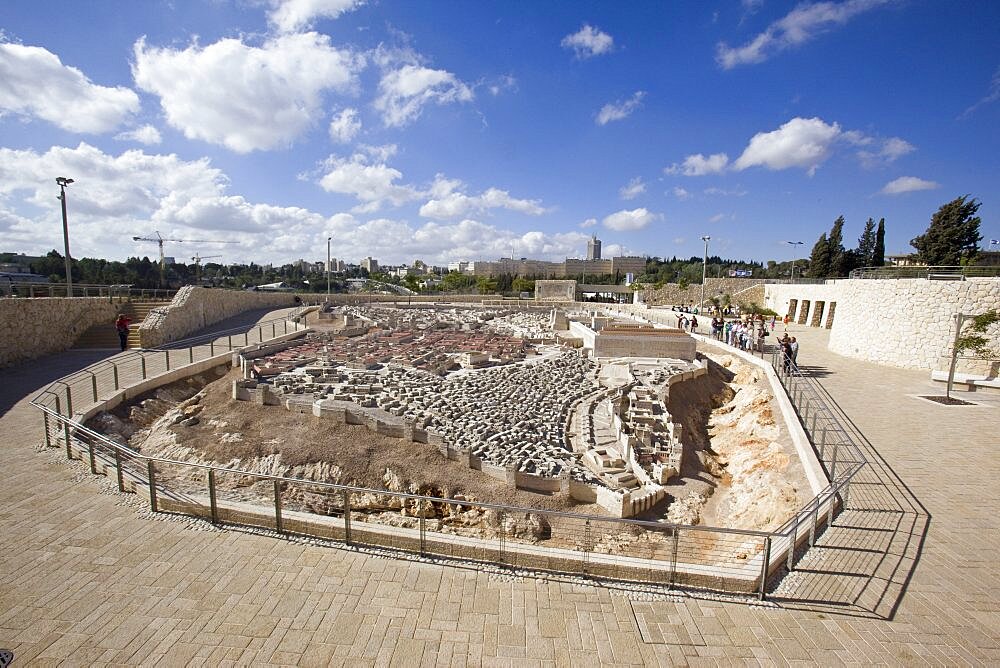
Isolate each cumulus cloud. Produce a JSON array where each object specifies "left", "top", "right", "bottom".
[
  {"left": 115, "top": 125, "right": 162, "bottom": 145},
  {"left": 704, "top": 186, "right": 748, "bottom": 196},
  {"left": 880, "top": 176, "right": 939, "bottom": 195},
  {"left": 132, "top": 33, "right": 363, "bottom": 153},
  {"left": 328, "top": 108, "right": 361, "bottom": 143},
  {"left": 857, "top": 136, "right": 915, "bottom": 168},
  {"left": 717, "top": 0, "right": 891, "bottom": 69},
  {"left": 419, "top": 176, "right": 546, "bottom": 219},
  {"left": 0, "top": 43, "right": 139, "bottom": 133},
  {"left": 602, "top": 208, "right": 661, "bottom": 231},
  {"left": 268, "top": 0, "right": 365, "bottom": 33},
  {"left": 561, "top": 24, "right": 615, "bottom": 59},
  {"left": 665, "top": 153, "right": 730, "bottom": 176},
  {"left": 733, "top": 117, "right": 841, "bottom": 174},
  {"left": 580, "top": 218, "right": 598, "bottom": 228},
  {"left": 672, "top": 186, "right": 691, "bottom": 200},
  {"left": 318, "top": 149, "right": 422, "bottom": 213},
  {"left": 373, "top": 52, "right": 474, "bottom": 127},
  {"left": 619, "top": 177, "right": 646, "bottom": 200},
  {"left": 596, "top": 91, "right": 645, "bottom": 125}
]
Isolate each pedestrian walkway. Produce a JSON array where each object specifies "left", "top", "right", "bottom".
[{"left": 1, "top": 313, "right": 998, "bottom": 664}]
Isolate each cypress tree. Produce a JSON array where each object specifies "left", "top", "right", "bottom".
[
  {"left": 828, "top": 216, "right": 849, "bottom": 276},
  {"left": 856, "top": 218, "right": 877, "bottom": 266},
  {"left": 809, "top": 233, "right": 832, "bottom": 278},
  {"left": 873, "top": 218, "right": 886, "bottom": 266}
]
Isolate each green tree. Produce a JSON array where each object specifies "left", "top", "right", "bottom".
[
  {"left": 828, "top": 215, "right": 849, "bottom": 276},
  {"left": 808, "top": 233, "right": 832, "bottom": 278},
  {"left": 873, "top": 218, "right": 886, "bottom": 267},
  {"left": 475, "top": 276, "right": 498, "bottom": 294},
  {"left": 911, "top": 195, "right": 983, "bottom": 265},
  {"left": 512, "top": 277, "right": 534, "bottom": 294},
  {"left": 856, "top": 218, "right": 877, "bottom": 267},
  {"left": 403, "top": 274, "right": 420, "bottom": 293}
]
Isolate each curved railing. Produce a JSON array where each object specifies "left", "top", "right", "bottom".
[
  {"left": 849, "top": 265, "right": 1000, "bottom": 279},
  {"left": 30, "top": 305, "right": 869, "bottom": 599}
]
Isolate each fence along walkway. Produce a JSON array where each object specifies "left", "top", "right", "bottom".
[{"left": 31, "top": 306, "right": 883, "bottom": 600}]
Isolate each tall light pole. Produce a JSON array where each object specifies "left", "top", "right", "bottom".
[
  {"left": 326, "top": 237, "right": 332, "bottom": 299},
  {"left": 784, "top": 240, "right": 804, "bottom": 280},
  {"left": 700, "top": 235, "right": 710, "bottom": 313},
  {"left": 56, "top": 177, "right": 75, "bottom": 297}
]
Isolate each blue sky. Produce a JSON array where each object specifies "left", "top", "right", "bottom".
[{"left": 0, "top": 0, "right": 997, "bottom": 267}]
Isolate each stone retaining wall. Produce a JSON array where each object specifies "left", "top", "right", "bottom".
[
  {"left": 642, "top": 278, "right": 765, "bottom": 308},
  {"left": 764, "top": 278, "right": 1000, "bottom": 372},
  {"left": 139, "top": 287, "right": 300, "bottom": 348},
  {"left": 0, "top": 297, "right": 118, "bottom": 368}
]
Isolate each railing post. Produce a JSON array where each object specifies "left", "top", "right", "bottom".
[
  {"left": 164, "top": 349, "right": 170, "bottom": 371},
  {"left": 88, "top": 435, "right": 97, "bottom": 474},
  {"left": 65, "top": 386, "right": 73, "bottom": 418},
  {"left": 786, "top": 522, "right": 797, "bottom": 571},
  {"left": 210, "top": 340, "right": 215, "bottom": 356},
  {"left": 499, "top": 510, "right": 507, "bottom": 565},
  {"left": 227, "top": 335, "right": 232, "bottom": 350},
  {"left": 115, "top": 448, "right": 125, "bottom": 492},
  {"left": 342, "top": 489, "right": 351, "bottom": 544},
  {"left": 668, "top": 528, "right": 679, "bottom": 589},
  {"left": 189, "top": 347, "right": 194, "bottom": 364},
  {"left": 209, "top": 469, "right": 219, "bottom": 524},
  {"left": 758, "top": 536, "right": 772, "bottom": 601},
  {"left": 147, "top": 461, "right": 158, "bottom": 513},
  {"left": 258, "top": 326, "right": 263, "bottom": 342},
  {"left": 274, "top": 480, "right": 283, "bottom": 533},
  {"left": 419, "top": 509, "right": 426, "bottom": 555},
  {"left": 43, "top": 410, "right": 51, "bottom": 448},
  {"left": 809, "top": 501, "right": 818, "bottom": 546},
  {"left": 91, "top": 374, "right": 98, "bottom": 402},
  {"left": 140, "top": 356, "right": 147, "bottom": 380},
  {"left": 830, "top": 440, "right": 839, "bottom": 479},
  {"left": 113, "top": 364, "right": 119, "bottom": 391}
]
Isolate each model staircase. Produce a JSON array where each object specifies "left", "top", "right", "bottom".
[{"left": 72, "top": 299, "right": 170, "bottom": 350}]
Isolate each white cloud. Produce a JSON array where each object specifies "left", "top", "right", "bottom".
[
  {"left": 733, "top": 117, "right": 840, "bottom": 174},
  {"left": 328, "top": 108, "right": 361, "bottom": 143},
  {"left": 703, "top": 186, "right": 748, "bottom": 197},
  {"left": 268, "top": 0, "right": 365, "bottom": 33},
  {"left": 619, "top": 177, "right": 646, "bottom": 200},
  {"left": 602, "top": 208, "right": 661, "bottom": 232},
  {"left": 488, "top": 74, "right": 518, "bottom": 96},
  {"left": 665, "top": 152, "right": 730, "bottom": 176},
  {"left": 318, "top": 150, "right": 421, "bottom": 213},
  {"left": 115, "top": 125, "right": 162, "bottom": 145},
  {"left": 960, "top": 65, "right": 1000, "bottom": 119},
  {"left": 858, "top": 136, "right": 915, "bottom": 167},
  {"left": 419, "top": 176, "right": 546, "bottom": 220},
  {"left": 561, "top": 25, "right": 614, "bottom": 59},
  {"left": 596, "top": 91, "right": 645, "bottom": 126},
  {"left": 672, "top": 187, "right": 691, "bottom": 200},
  {"left": 580, "top": 218, "right": 598, "bottom": 228},
  {"left": 374, "top": 62, "right": 473, "bottom": 127},
  {"left": 0, "top": 43, "right": 139, "bottom": 133},
  {"left": 708, "top": 213, "right": 728, "bottom": 223},
  {"left": 880, "top": 176, "right": 939, "bottom": 195},
  {"left": 132, "top": 33, "right": 363, "bottom": 153},
  {"left": 717, "top": 0, "right": 891, "bottom": 69}
]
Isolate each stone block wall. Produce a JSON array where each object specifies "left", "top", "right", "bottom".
[
  {"left": 534, "top": 280, "right": 577, "bottom": 302},
  {"left": 0, "top": 297, "right": 117, "bottom": 368},
  {"left": 641, "top": 278, "right": 765, "bottom": 308},
  {"left": 139, "top": 286, "right": 300, "bottom": 347},
  {"left": 765, "top": 278, "right": 1000, "bottom": 371}
]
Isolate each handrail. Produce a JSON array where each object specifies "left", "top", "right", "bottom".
[
  {"left": 29, "top": 302, "right": 874, "bottom": 598},
  {"left": 2, "top": 281, "right": 179, "bottom": 299},
  {"left": 849, "top": 265, "right": 1000, "bottom": 279}
]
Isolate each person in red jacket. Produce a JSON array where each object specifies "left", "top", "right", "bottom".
[{"left": 114, "top": 314, "right": 132, "bottom": 351}]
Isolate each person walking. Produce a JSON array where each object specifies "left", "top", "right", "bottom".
[
  {"left": 114, "top": 314, "right": 132, "bottom": 351},
  {"left": 780, "top": 335, "right": 792, "bottom": 373},
  {"left": 690, "top": 315, "right": 698, "bottom": 333}
]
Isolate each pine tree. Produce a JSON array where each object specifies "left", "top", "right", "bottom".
[
  {"left": 910, "top": 196, "right": 983, "bottom": 265},
  {"left": 873, "top": 218, "right": 886, "bottom": 266},
  {"left": 856, "top": 218, "right": 877, "bottom": 267},
  {"left": 809, "top": 233, "right": 832, "bottom": 278}
]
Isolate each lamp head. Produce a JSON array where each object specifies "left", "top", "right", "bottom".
[
  {"left": 701, "top": 235, "right": 711, "bottom": 242},
  {"left": 56, "top": 176, "right": 74, "bottom": 187}
]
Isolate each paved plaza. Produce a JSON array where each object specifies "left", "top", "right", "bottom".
[{"left": 1, "top": 309, "right": 999, "bottom": 665}]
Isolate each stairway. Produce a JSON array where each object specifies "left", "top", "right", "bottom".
[{"left": 72, "top": 299, "right": 170, "bottom": 350}]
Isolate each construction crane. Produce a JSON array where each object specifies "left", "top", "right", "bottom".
[
  {"left": 132, "top": 231, "right": 237, "bottom": 287},
  {"left": 191, "top": 253, "right": 223, "bottom": 285}
]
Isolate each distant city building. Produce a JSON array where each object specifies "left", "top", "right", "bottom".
[
  {"left": 361, "top": 257, "right": 379, "bottom": 274},
  {"left": 587, "top": 236, "right": 602, "bottom": 261},
  {"left": 448, "top": 261, "right": 470, "bottom": 273},
  {"left": 471, "top": 255, "right": 645, "bottom": 280}
]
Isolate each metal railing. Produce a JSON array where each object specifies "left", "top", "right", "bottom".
[
  {"left": 850, "top": 265, "right": 1000, "bottom": 280},
  {"left": 1, "top": 280, "right": 177, "bottom": 300},
  {"left": 30, "top": 305, "right": 870, "bottom": 599}
]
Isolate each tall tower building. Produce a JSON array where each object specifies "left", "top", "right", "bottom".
[{"left": 587, "top": 235, "right": 602, "bottom": 260}]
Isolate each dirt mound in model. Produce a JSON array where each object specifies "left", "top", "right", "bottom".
[{"left": 91, "top": 366, "right": 605, "bottom": 516}]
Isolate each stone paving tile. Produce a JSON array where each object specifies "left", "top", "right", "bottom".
[{"left": 2, "top": 313, "right": 999, "bottom": 664}]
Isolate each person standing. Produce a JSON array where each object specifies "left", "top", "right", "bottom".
[
  {"left": 790, "top": 336, "right": 799, "bottom": 369},
  {"left": 690, "top": 315, "right": 698, "bottom": 333},
  {"left": 115, "top": 314, "right": 132, "bottom": 351}
]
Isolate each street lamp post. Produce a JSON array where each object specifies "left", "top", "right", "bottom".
[
  {"left": 56, "top": 177, "right": 75, "bottom": 297},
  {"left": 326, "top": 237, "right": 332, "bottom": 299},
  {"left": 784, "top": 240, "right": 804, "bottom": 280},
  {"left": 700, "top": 235, "right": 710, "bottom": 313}
]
